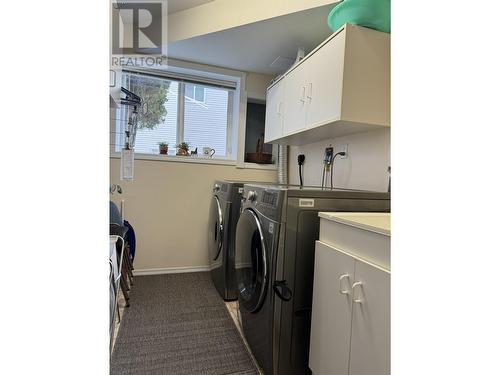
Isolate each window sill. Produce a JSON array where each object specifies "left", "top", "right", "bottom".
[
  {"left": 242, "top": 162, "right": 278, "bottom": 171},
  {"left": 110, "top": 153, "right": 279, "bottom": 170},
  {"left": 110, "top": 152, "right": 237, "bottom": 166}
]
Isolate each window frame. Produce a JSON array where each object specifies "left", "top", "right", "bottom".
[{"left": 110, "top": 59, "right": 277, "bottom": 170}]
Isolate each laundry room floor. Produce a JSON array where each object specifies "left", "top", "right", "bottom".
[
  {"left": 110, "top": 272, "right": 262, "bottom": 375},
  {"left": 225, "top": 301, "right": 264, "bottom": 374}
]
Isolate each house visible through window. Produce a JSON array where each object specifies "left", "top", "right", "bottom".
[
  {"left": 185, "top": 84, "right": 205, "bottom": 103},
  {"left": 113, "top": 71, "right": 235, "bottom": 158}
]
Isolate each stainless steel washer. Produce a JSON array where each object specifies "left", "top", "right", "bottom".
[{"left": 235, "top": 184, "right": 390, "bottom": 375}]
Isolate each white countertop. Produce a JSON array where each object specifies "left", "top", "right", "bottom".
[{"left": 318, "top": 212, "right": 391, "bottom": 236}]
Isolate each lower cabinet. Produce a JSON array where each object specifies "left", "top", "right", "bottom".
[{"left": 309, "top": 241, "right": 390, "bottom": 375}]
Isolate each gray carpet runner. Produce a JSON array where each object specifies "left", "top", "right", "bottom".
[{"left": 111, "top": 272, "right": 258, "bottom": 375}]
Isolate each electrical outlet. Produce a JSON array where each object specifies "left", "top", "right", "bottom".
[{"left": 340, "top": 144, "right": 348, "bottom": 159}]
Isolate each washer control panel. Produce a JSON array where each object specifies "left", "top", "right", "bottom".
[{"left": 242, "top": 185, "right": 284, "bottom": 222}]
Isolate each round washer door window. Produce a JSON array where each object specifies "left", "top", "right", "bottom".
[
  {"left": 208, "top": 196, "right": 224, "bottom": 261},
  {"left": 235, "top": 208, "right": 268, "bottom": 313}
]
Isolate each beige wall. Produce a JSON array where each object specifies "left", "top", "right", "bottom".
[
  {"left": 110, "top": 130, "right": 388, "bottom": 272},
  {"left": 168, "top": 0, "right": 339, "bottom": 42},
  {"left": 110, "top": 158, "right": 276, "bottom": 271},
  {"left": 110, "top": 63, "right": 276, "bottom": 271},
  {"left": 288, "top": 128, "right": 390, "bottom": 192},
  {"left": 246, "top": 72, "right": 274, "bottom": 100}
]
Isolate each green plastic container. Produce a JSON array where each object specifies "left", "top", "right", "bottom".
[{"left": 327, "top": 0, "right": 391, "bottom": 34}]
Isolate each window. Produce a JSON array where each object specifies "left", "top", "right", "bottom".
[
  {"left": 184, "top": 85, "right": 229, "bottom": 156},
  {"left": 114, "top": 70, "right": 235, "bottom": 159},
  {"left": 185, "top": 84, "right": 205, "bottom": 103}
]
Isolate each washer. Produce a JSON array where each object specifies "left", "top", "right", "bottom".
[
  {"left": 235, "top": 184, "right": 390, "bottom": 375},
  {"left": 208, "top": 180, "right": 252, "bottom": 301}
]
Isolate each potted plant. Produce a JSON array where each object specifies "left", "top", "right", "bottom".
[
  {"left": 109, "top": 184, "right": 122, "bottom": 195},
  {"left": 158, "top": 142, "right": 169, "bottom": 155},
  {"left": 176, "top": 142, "right": 190, "bottom": 156}
]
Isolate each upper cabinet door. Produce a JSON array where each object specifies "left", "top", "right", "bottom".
[
  {"left": 305, "top": 30, "right": 346, "bottom": 129},
  {"left": 309, "top": 241, "right": 355, "bottom": 375},
  {"left": 349, "top": 260, "right": 391, "bottom": 375},
  {"left": 264, "top": 79, "right": 284, "bottom": 143},
  {"left": 282, "top": 61, "right": 308, "bottom": 135}
]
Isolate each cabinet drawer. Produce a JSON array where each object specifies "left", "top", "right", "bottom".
[{"left": 319, "top": 217, "right": 390, "bottom": 270}]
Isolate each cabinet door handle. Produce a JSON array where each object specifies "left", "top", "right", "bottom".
[
  {"left": 352, "top": 281, "right": 363, "bottom": 304},
  {"left": 277, "top": 101, "right": 282, "bottom": 116},
  {"left": 300, "top": 86, "right": 306, "bottom": 103},
  {"left": 339, "top": 274, "right": 350, "bottom": 295},
  {"left": 307, "top": 82, "right": 313, "bottom": 100}
]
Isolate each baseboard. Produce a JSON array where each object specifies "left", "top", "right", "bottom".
[{"left": 133, "top": 265, "right": 211, "bottom": 276}]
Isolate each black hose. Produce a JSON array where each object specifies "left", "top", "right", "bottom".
[{"left": 329, "top": 152, "right": 344, "bottom": 189}]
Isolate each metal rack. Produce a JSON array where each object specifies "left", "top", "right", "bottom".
[{"left": 120, "top": 87, "right": 142, "bottom": 150}]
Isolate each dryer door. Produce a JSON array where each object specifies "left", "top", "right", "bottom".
[
  {"left": 209, "top": 196, "right": 224, "bottom": 262},
  {"left": 236, "top": 208, "right": 268, "bottom": 313}
]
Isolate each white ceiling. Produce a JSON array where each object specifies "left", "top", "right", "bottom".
[
  {"left": 166, "top": 3, "right": 337, "bottom": 76},
  {"left": 168, "top": 0, "right": 214, "bottom": 14},
  {"left": 116, "top": 0, "right": 213, "bottom": 19}
]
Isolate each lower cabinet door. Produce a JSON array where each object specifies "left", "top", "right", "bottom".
[
  {"left": 309, "top": 241, "right": 355, "bottom": 375},
  {"left": 349, "top": 260, "right": 391, "bottom": 375}
]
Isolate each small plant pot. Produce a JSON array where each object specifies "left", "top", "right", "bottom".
[
  {"left": 159, "top": 146, "right": 169, "bottom": 155},
  {"left": 176, "top": 149, "right": 189, "bottom": 156}
]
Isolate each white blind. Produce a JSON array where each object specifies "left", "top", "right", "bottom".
[{"left": 123, "top": 68, "right": 238, "bottom": 91}]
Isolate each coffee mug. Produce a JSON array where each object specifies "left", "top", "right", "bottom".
[{"left": 202, "top": 147, "right": 215, "bottom": 158}]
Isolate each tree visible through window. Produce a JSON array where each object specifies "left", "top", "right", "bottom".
[{"left": 129, "top": 74, "right": 171, "bottom": 129}]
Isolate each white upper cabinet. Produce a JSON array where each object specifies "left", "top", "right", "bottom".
[
  {"left": 264, "top": 78, "right": 284, "bottom": 143},
  {"left": 264, "top": 24, "right": 390, "bottom": 145},
  {"left": 304, "top": 28, "right": 345, "bottom": 129}
]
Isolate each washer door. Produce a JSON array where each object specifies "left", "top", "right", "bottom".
[
  {"left": 209, "top": 196, "right": 224, "bottom": 261},
  {"left": 236, "top": 208, "right": 268, "bottom": 313}
]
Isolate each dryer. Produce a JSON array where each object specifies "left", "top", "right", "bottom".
[
  {"left": 235, "top": 184, "right": 390, "bottom": 375},
  {"left": 208, "top": 180, "right": 251, "bottom": 301}
]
